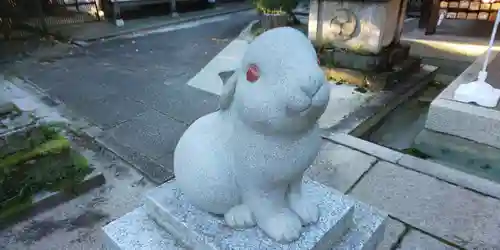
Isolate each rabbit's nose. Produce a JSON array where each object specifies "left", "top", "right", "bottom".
[{"left": 300, "top": 79, "right": 322, "bottom": 98}]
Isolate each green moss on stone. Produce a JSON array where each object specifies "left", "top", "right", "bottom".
[
  {"left": 354, "top": 87, "right": 368, "bottom": 93},
  {"left": 252, "top": 27, "right": 266, "bottom": 37},
  {"left": 402, "top": 148, "right": 431, "bottom": 159},
  {"left": 0, "top": 196, "right": 33, "bottom": 221},
  {"left": 0, "top": 137, "right": 70, "bottom": 171},
  {"left": 0, "top": 125, "right": 91, "bottom": 221}
]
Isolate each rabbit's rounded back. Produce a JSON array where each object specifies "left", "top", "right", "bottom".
[{"left": 226, "top": 27, "right": 330, "bottom": 135}]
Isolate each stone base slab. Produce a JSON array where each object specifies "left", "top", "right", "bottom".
[
  {"left": 102, "top": 206, "right": 185, "bottom": 250},
  {"left": 426, "top": 97, "right": 500, "bottom": 149},
  {"left": 103, "top": 180, "right": 387, "bottom": 250},
  {"left": 145, "top": 180, "right": 355, "bottom": 250}
]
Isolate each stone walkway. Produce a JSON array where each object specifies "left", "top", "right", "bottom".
[
  {"left": 310, "top": 134, "right": 500, "bottom": 249},
  {"left": 5, "top": 11, "right": 256, "bottom": 184},
  {"left": 0, "top": 75, "right": 156, "bottom": 250}
]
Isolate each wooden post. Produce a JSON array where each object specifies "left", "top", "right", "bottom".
[
  {"left": 171, "top": 0, "right": 178, "bottom": 17},
  {"left": 419, "top": 0, "right": 430, "bottom": 28},
  {"left": 34, "top": 0, "right": 48, "bottom": 35},
  {"left": 425, "top": 0, "right": 440, "bottom": 35}
]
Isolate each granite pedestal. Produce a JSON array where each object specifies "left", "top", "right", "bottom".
[{"left": 103, "top": 180, "right": 387, "bottom": 250}]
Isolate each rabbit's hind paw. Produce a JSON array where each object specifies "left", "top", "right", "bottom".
[
  {"left": 289, "top": 195, "right": 320, "bottom": 226},
  {"left": 224, "top": 204, "right": 256, "bottom": 229},
  {"left": 259, "top": 209, "right": 302, "bottom": 243}
]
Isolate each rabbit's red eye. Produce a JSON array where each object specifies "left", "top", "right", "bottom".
[{"left": 246, "top": 64, "right": 259, "bottom": 83}]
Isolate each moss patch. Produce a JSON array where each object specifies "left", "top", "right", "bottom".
[
  {"left": 354, "top": 87, "right": 368, "bottom": 93},
  {"left": 0, "top": 135, "right": 69, "bottom": 170},
  {"left": 402, "top": 148, "right": 431, "bottom": 159},
  {"left": 251, "top": 21, "right": 265, "bottom": 37},
  {"left": 0, "top": 125, "right": 91, "bottom": 221}
]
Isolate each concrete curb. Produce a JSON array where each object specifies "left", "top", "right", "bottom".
[
  {"left": 326, "top": 133, "right": 403, "bottom": 164},
  {"left": 76, "top": 6, "right": 254, "bottom": 43},
  {"left": 325, "top": 133, "right": 500, "bottom": 200},
  {"left": 397, "top": 155, "right": 500, "bottom": 199}
]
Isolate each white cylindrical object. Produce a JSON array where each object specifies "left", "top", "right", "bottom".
[{"left": 481, "top": 9, "right": 500, "bottom": 75}]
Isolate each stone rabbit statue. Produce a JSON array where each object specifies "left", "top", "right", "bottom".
[{"left": 174, "top": 27, "right": 330, "bottom": 243}]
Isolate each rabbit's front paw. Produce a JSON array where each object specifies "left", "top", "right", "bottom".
[
  {"left": 259, "top": 210, "right": 302, "bottom": 243},
  {"left": 289, "top": 195, "right": 319, "bottom": 225},
  {"left": 224, "top": 204, "right": 256, "bottom": 229}
]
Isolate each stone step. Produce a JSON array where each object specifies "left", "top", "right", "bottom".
[
  {"left": 103, "top": 180, "right": 387, "bottom": 250},
  {"left": 102, "top": 206, "right": 185, "bottom": 250}
]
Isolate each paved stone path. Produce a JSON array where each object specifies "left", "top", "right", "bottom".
[
  {"left": 8, "top": 11, "right": 256, "bottom": 184},
  {"left": 307, "top": 133, "right": 500, "bottom": 249}
]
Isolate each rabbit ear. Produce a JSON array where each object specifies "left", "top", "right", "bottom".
[{"left": 218, "top": 70, "right": 237, "bottom": 110}]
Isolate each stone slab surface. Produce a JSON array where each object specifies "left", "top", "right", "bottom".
[
  {"left": 130, "top": 82, "right": 219, "bottom": 125},
  {"left": 426, "top": 98, "right": 500, "bottom": 149},
  {"left": 98, "top": 109, "right": 188, "bottom": 183},
  {"left": 97, "top": 135, "right": 175, "bottom": 184},
  {"left": 376, "top": 219, "right": 406, "bottom": 250},
  {"left": 398, "top": 230, "right": 457, "bottom": 250},
  {"left": 351, "top": 161, "right": 500, "bottom": 249},
  {"left": 102, "top": 109, "right": 187, "bottom": 160},
  {"left": 187, "top": 39, "right": 248, "bottom": 95},
  {"left": 144, "top": 180, "right": 387, "bottom": 250},
  {"left": 102, "top": 206, "right": 185, "bottom": 250},
  {"left": 334, "top": 202, "right": 387, "bottom": 250},
  {"left": 66, "top": 93, "right": 149, "bottom": 129},
  {"left": 306, "top": 141, "right": 377, "bottom": 193},
  {"left": 46, "top": 69, "right": 120, "bottom": 104}
]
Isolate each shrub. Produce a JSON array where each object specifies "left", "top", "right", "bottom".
[{"left": 254, "top": 0, "right": 297, "bottom": 14}]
